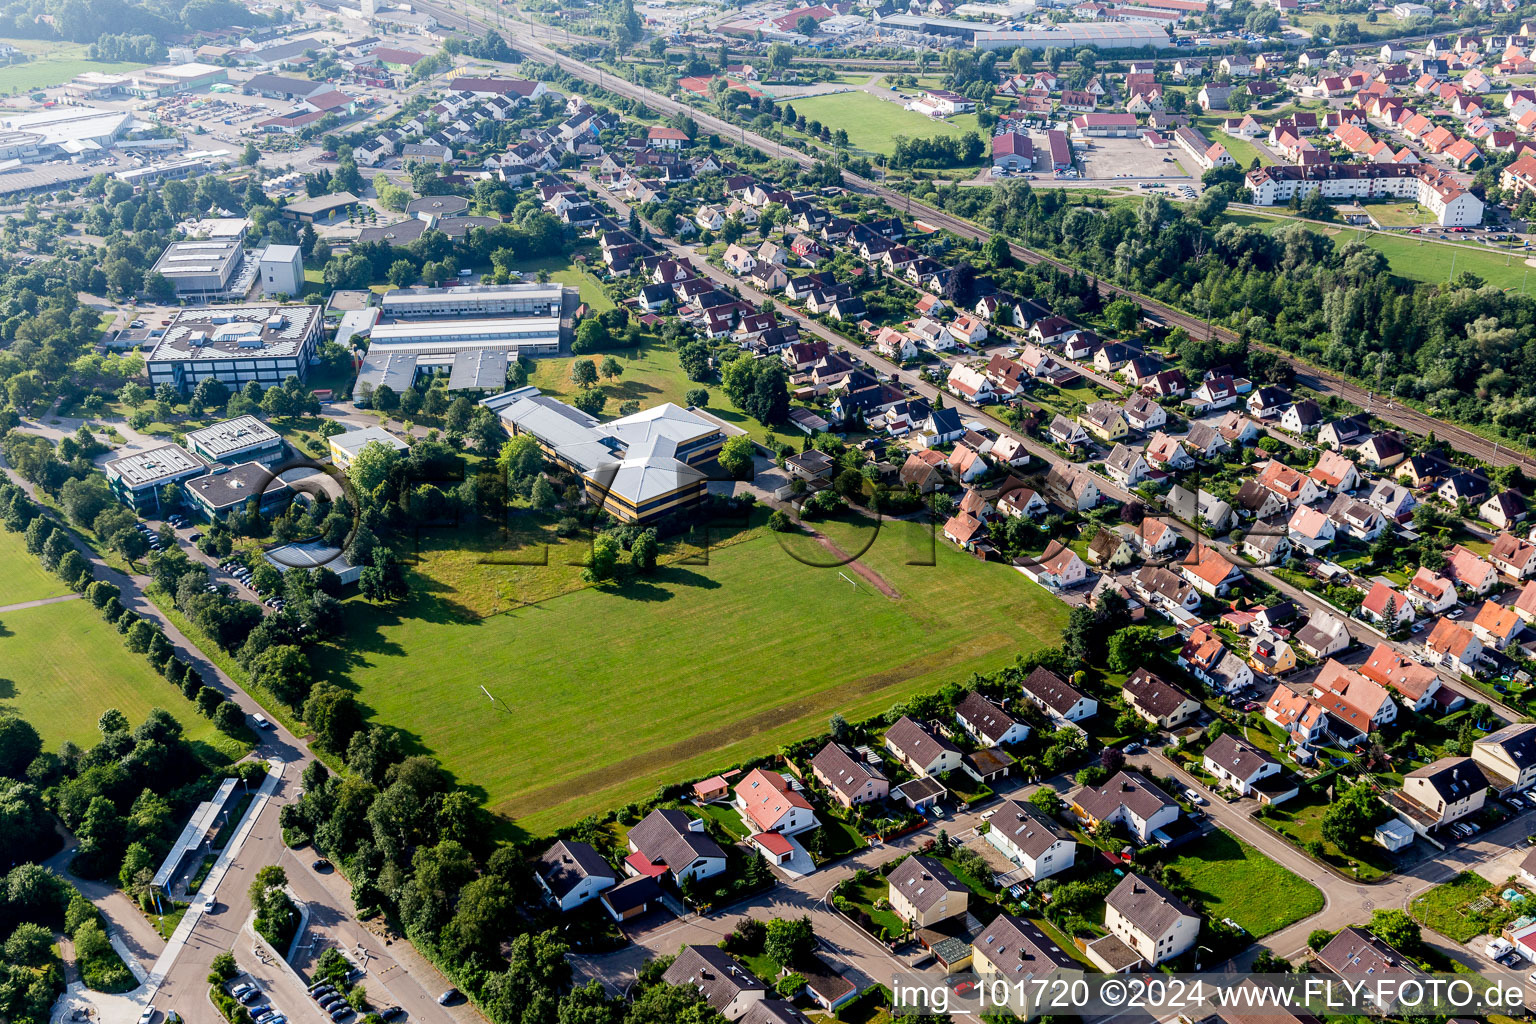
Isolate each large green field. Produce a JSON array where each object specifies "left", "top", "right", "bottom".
[
  {"left": 0, "top": 593, "right": 247, "bottom": 765},
  {"left": 1163, "top": 830, "right": 1324, "bottom": 937},
  {"left": 314, "top": 517, "right": 1069, "bottom": 835},
  {"left": 1224, "top": 210, "right": 1536, "bottom": 291},
  {"left": 0, "top": 527, "right": 71, "bottom": 606},
  {"left": 0, "top": 38, "right": 145, "bottom": 94},
  {"left": 782, "top": 91, "right": 977, "bottom": 156}
]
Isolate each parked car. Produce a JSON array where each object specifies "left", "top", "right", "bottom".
[
  {"left": 437, "top": 990, "right": 463, "bottom": 1006},
  {"left": 201, "top": 894, "right": 216, "bottom": 913}
]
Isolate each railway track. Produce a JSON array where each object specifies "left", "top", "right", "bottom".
[{"left": 418, "top": 0, "right": 1536, "bottom": 473}]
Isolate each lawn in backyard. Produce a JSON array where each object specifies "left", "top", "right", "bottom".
[
  {"left": 1162, "top": 829, "right": 1323, "bottom": 937},
  {"left": 0, "top": 526, "right": 72, "bottom": 606},
  {"left": 1365, "top": 201, "right": 1437, "bottom": 228},
  {"left": 311, "top": 516, "right": 1069, "bottom": 836},
  {"left": 1189, "top": 115, "right": 1272, "bottom": 169},
  {"left": 0, "top": 593, "right": 247, "bottom": 764},
  {"left": 511, "top": 251, "right": 613, "bottom": 312},
  {"left": 0, "top": 38, "right": 145, "bottom": 94},
  {"left": 1261, "top": 786, "right": 1394, "bottom": 882},
  {"left": 782, "top": 91, "right": 976, "bottom": 156}
]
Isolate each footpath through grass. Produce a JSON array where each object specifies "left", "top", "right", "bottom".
[{"left": 314, "top": 516, "right": 1069, "bottom": 835}]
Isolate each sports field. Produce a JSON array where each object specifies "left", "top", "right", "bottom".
[
  {"left": 0, "top": 592, "right": 247, "bottom": 764},
  {"left": 0, "top": 38, "right": 145, "bottom": 94},
  {"left": 0, "top": 527, "right": 71, "bottom": 606},
  {"left": 317, "top": 517, "right": 1069, "bottom": 835},
  {"left": 784, "top": 91, "right": 978, "bottom": 156}
]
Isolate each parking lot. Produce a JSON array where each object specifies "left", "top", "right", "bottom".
[{"left": 1076, "top": 136, "right": 1192, "bottom": 181}]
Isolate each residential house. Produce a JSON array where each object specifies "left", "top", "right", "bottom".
[
  {"left": 1102, "top": 873, "right": 1200, "bottom": 966},
  {"left": 1471, "top": 599, "right": 1525, "bottom": 650},
  {"left": 1241, "top": 526, "right": 1292, "bottom": 567},
  {"left": 997, "top": 482, "right": 1047, "bottom": 519},
  {"left": 1326, "top": 494, "right": 1386, "bottom": 541},
  {"left": 1069, "top": 771, "right": 1180, "bottom": 843},
  {"left": 1048, "top": 414, "right": 1090, "bottom": 449},
  {"left": 1122, "top": 668, "right": 1201, "bottom": 728},
  {"left": 1310, "top": 450, "right": 1361, "bottom": 493},
  {"left": 1516, "top": 580, "right": 1536, "bottom": 623},
  {"left": 1016, "top": 541, "right": 1089, "bottom": 591},
  {"left": 664, "top": 946, "right": 768, "bottom": 1019},
  {"left": 734, "top": 769, "right": 817, "bottom": 837},
  {"left": 1180, "top": 544, "right": 1243, "bottom": 597},
  {"left": 1439, "top": 471, "right": 1490, "bottom": 505},
  {"left": 1287, "top": 505, "right": 1337, "bottom": 553},
  {"left": 888, "top": 855, "right": 968, "bottom": 927},
  {"left": 1130, "top": 565, "right": 1202, "bottom": 615},
  {"left": 1491, "top": 532, "right": 1536, "bottom": 578},
  {"left": 1360, "top": 580, "right": 1415, "bottom": 629},
  {"left": 1294, "top": 612, "right": 1351, "bottom": 659},
  {"left": 810, "top": 742, "right": 889, "bottom": 808},
  {"left": 1424, "top": 617, "right": 1485, "bottom": 676},
  {"left": 1202, "top": 733, "right": 1284, "bottom": 799},
  {"left": 956, "top": 691, "right": 1030, "bottom": 748},
  {"left": 1144, "top": 432, "right": 1194, "bottom": 472},
  {"left": 1087, "top": 528, "right": 1136, "bottom": 569},
  {"left": 1360, "top": 642, "right": 1441, "bottom": 711},
  {"left": 1128, "top": 515, "right": 1179, "bottom": 558},
  {"left": 982, "top": 801, "right": 1077, "bottom": 881},
  {"left": 1472, "top": 722, "right": 1536, "bottom": 793},
  {"left": 1179, "top": 626, "right": 1255, "bottom": 693},
  {"left": 536, "top": 840, "right": 618, "bottom": 911},
  {"left": 1078, "top": 401, "right": 1130, "bottom": 442},
  {"left": 1357, "top": 433, "right": 1408, "bottom": 470},
  {"left": 1123, "top": 393, "right": 1168, "bottom": 433},
  {"left": 1407, "top": 566, "right": 1460, "bottom": 613},
  {"left": 1249, "top": 631, "right": 1297, "bottom": 678},
  {"left": 1313, "top": 659, "right": 1398, "bottom": 733},
  {"left": 1043, "top": 464, "right": 1101, "bottom": 511},
  {"left": 885, "top": 715, "right": 962, "bottom": 778},
  {"left": 1484, "top": 491, "right": 1529, "bottom": 531},
  {"left": 1021, "top": 666, "right": 1098, "bottom": 726},
  {"left": 1366, "top": 480, "right": 1418, "bottom": 522},
  {"left": 1398, "top": 756, "right": 1488, "bottom": 830},
  {"left": 1104, "top": 444, "right": 1151, "bottom": 487},
  {"left": 1445, "top": 544, "right": 1500, "bottom": 594},
  {"left": 971, "top": 915, "right": 1076, "bottom": 986},
  {"left": 1280, "top": 400, "right": 1324, "bottom": 434},
  {"left": 1257, "top": 459, "right": 1325, "bottom": 507},
  {"left": 625, "top": 808, "right": 727, "bottom": 884},
  {"left": 1313, "top": 929, "right": 1423, "bottom": 1003}
]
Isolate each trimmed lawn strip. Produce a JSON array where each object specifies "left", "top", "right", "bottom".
[{"left": 0, "top": 526, "right": 73, "bottom": 605}]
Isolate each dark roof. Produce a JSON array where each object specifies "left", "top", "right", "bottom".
[
  {"left": 973, "top": 913, "right": 1076, "bottom": 977},
  {"left": 1122, "top": 668, "right": 1197, "bottom": 720},
  {"left": 987, "top": 800, "right": 1071, "bottom": 858},
  {"left": 928, "top": 406, "right": 963, "bottom": 436},
  {"left": 1203, "top": 733, "right": 1277, "bottom": 781},
  {"left": 1105, "top": 872, "right": 1198, "bottom": 936},
  {"left": 810, "top": 742, "right": 887, "bottom": 799},
  {"left": 1023, "top": 667, "right": 1087, "bottom": 716},
  {"left": 887, "top": 854, "right": 967, "bottom": 913},
  {"left": 663, "top": 946, "right": 766, "bottom": 1013},
  {"left": 885, "top": 715, "right": 959, "bottom": 765},
  {"left": 627, "top": 808, "right": 725, "bottom": 871},
  {"left": 1072, "top": 771, "right": 1177, "bottom": 824},
  {"left": 1405, "top": 755, "right": 1488, "bottom": 804},
  {"left": 537, "top": 840, "right": 616, "bottom": 900},
  {"left": 600, "top": 873, "right": 661, "bottom": 915},
  {"left": 955, "top": 691, "right": 1021, "bottom": 744},
  {"left": 1315, "top": 926, "right": 1421, "bottom": 978}
]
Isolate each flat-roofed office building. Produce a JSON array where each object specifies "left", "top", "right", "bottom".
[
  {"left": 151, "top": 238, "right": 245, "bottom": 298},
  {"left": 147, "top": 304, "right": 325, "bottom": 395},
  {"left": 379, "top": 282, "right": 565, "bottom": 318},
  {"left": 105, "top": 444, "right": 208, "bottom": 512},
  {"left": 184, "top": 461, "right": 294, "bottom": 522},
  {"left": 183, "top": 415, "right": 285, "bottom": 466}
]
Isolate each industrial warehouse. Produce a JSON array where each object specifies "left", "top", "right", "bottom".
[{"left": 351, "top": 281, "right": 572, "bottom": 400}]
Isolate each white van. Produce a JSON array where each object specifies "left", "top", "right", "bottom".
[
  {"left": 1488, "top": 937, "right": 1514, "bottom": 959},
  {"left": 251, "top": 713, "right": 273, "bottom": 730}
]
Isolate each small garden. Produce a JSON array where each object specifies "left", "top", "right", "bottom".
[
  {"left": 1410, "top": 871, "right": 1531, "bottom": 943},
  {"left": 1257, "top": 779, "right": 1397, "bottom": 882}
]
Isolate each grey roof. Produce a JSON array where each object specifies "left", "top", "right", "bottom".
[
  {"left": 600, "top": 873, "right": 661, "bottom": 914},
  {"left": 405, "top": 194, "right": 470, "bottom": 216},
  {"left": 448, "top": 347, "right": 507, "bottom": 391},
  {"left": 1123, "top": 668, "right": 1197, "bottom": 719},
  {"left": 663, "top": 945, "right": 766, "bottom": 1013},
  {"left": 887, "top": 854, "right": 967, "bottom": 913},
  {"left": 283, "top": 191, "right": 359, "bottom": 216},
  {"left": 1072, "top": 771, "right": 1177, "bottom": 824},
  {"left": 147, "top": 304, "right": 322, "bottom": 364},
  {"left": 1105, "top": 872, "right": 1198, "bottom": 937},
  {"left": 810, "top": 742, "right": 886, "bottom": 800},
  {"left": 1475, "top": 722, "right": 1536, "bottom": 769},
  {"left": 627, "top": 808, "right": 724, "bottom": 872},
  {"left": 741, "top": 1001, "right": 815, "bottom": 1024},
  {"left": 956, "top": 691, "right": 1021, "bottom": 744},
  {"left": 885, "top": 715, "right": 959, "bottom": 765},
  {"left": 354, "top": 348, "right": 419, "bottom": 397},
  {"left": 973, "top": 913, "right": 1076, "bottom": 977},
  {"left": 183, "top": 415, "right": 282, "bottom": 459},
  {"left": 987, "top": 800, "right": 1072, "bottom": 858},
  {"left": 105, "top": 444, "right": 207, "bottom": 489},
  {"left": 1203, "top": 733, "right": 1277, "bottom": 781},
  {"left": 537, "top": 840, "right": 616, "bottom": 900}
]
